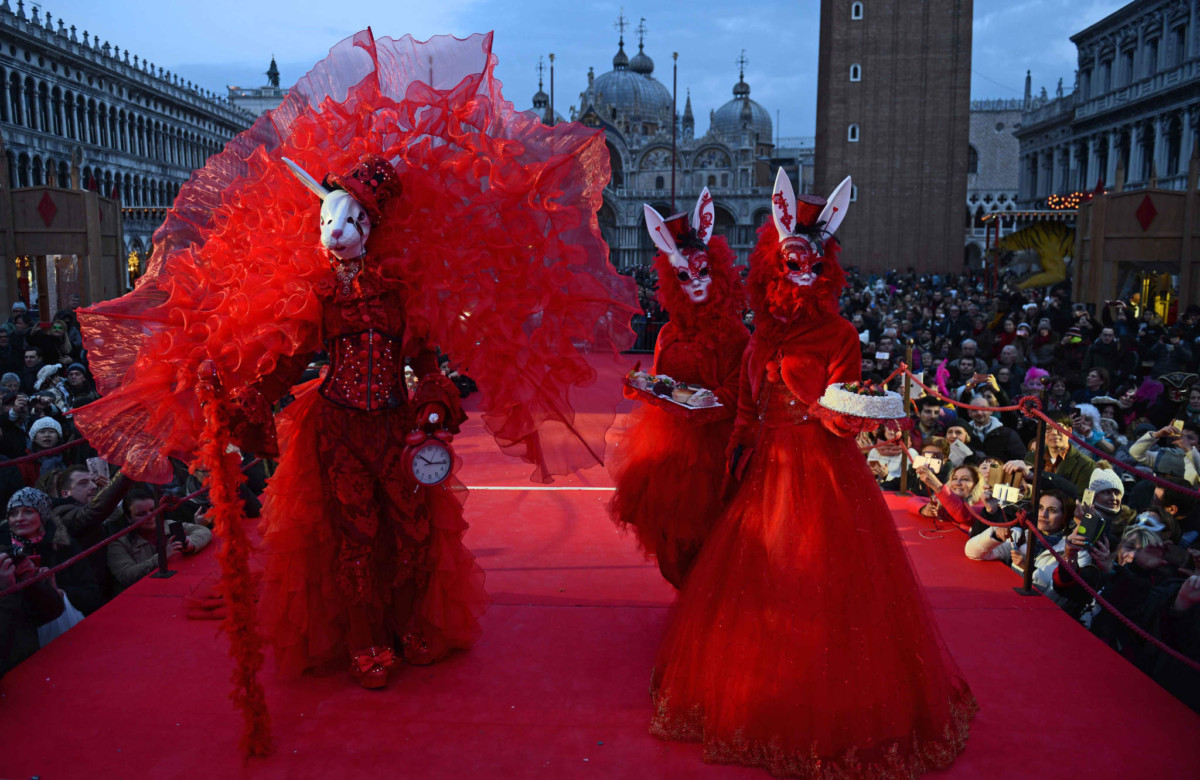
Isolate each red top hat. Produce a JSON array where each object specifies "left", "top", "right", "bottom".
[
  {"left": 325, "top": 154, "right": 402, "bottom": 224},
  {"left": 794, "top": 194, "right": 825, "bottom": 231}
]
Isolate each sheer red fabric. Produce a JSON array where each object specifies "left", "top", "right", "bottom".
[
  {"left": 74, "top": 30, "right": 637, "bottom": 485},
  {"left": 651, "top": 311, "right": 976, "bottom": 776}
]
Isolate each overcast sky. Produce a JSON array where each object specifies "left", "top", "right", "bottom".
[{"left": 38, "top": 0, "right": 1128, "bottom": 138}]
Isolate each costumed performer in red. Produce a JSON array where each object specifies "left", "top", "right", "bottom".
[
  {"left": 73, "top": 30, "right": 637, "bottom": 754},
  {"left": 649, "top": 169, "right": 976, "bottom": 778},
  {"left": 608, "top": 189, "right": 749, "bottom": 587}
]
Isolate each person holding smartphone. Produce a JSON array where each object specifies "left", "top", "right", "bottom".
[{"left": 107, "top": 487, "right": 212, "bottom": 591}]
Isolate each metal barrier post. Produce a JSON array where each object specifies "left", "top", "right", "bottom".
[
  {"left": 1014, "top": 414, "right": 1045, "bottom": 596},
  {"left": 899, "top": 348, "right": 913, "bottom": 495},
  {"left": 149, "top": 484, "right": 176, "bottom": 579}
]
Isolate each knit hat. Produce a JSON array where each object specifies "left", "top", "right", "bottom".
[
  {"left": 1065, "top": 326, "right": 1083, "bottom": 342},
  {"left": 28, "top": 416, "right": 62, "bottom": 440},
  {"left": 65, "top": 362, "right": 86, "bottom": 375},
  {"left": 10, "top": 301, "right": 26, "bottom": 312},
  {"left": 7, "top": 486, "right": 51, "bottom": 523},
  {"left": 1088, "top": 466, "right": 1125, "bottom": 498},
  {"left": 1, "top": 372, "right": 18, "bottom": 385},
  {"left": 1038, "top": 318, "right": 1052, "bottom": 331},
  {"left": 34, "top": 363, "right": 60, "bottom": 390}
]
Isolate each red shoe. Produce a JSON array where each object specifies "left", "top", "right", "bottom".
[{"left": 350, "top": 647, "right": 396, "bottom": 690}]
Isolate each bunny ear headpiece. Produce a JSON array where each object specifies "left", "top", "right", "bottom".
[
  {"left": 819, "top": 175, "right": 852, "bottom": 238},
  {"left": 771, "top": 167, "right": 853, "bottom": 243},
  {"left": 644, "top": 204, "right": 689, "bottom": 271},
  {"left": 644, "top": 188, "right": 717, "bottom": 270},
  {"left": 691, "top": 187, "right": 715, "bottom": 245},
  {"left": 282, "top": 156, "right": 331, "bottom": 201}
]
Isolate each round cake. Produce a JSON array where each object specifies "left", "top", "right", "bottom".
[{"left": 818, "top": 382, "right": 906, "bottom": 420}]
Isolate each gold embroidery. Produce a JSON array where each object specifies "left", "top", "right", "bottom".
[{"left": 650, "top": 684, "right": 978, "bottom": 779}]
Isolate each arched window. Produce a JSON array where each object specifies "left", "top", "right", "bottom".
[
  {"left": 851, "top": 2, "right": 864, "bottom": 20},
  {"left": 708, "top": 174, "right": 717, "bottom": 186},
  {"left": 967, "top": 145, "right": 979, "bottom": 174},
  {"left": 655, "top": 175, "right": 664, "bottom": 189},
  {"left": 848, "top": 124, "right": 860, "bottom": 143},
  {"left": 850, "top": 63, "right": 861, "bottom": 82}
]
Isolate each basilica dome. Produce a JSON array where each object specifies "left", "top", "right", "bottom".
[
  {"left": 585, "top": 38, "right": 673, "bottom": 128},
  {"left": 710, "top": 75, "right": 772, "bottom": 143}
]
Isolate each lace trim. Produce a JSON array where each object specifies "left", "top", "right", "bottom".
[{"left": 650, "top": 685, "right": 977, "bottom": 779}]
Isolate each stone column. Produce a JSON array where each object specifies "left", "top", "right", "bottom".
[{"left": 1131, "top": 123, "right": 1147, "bottom": 184}]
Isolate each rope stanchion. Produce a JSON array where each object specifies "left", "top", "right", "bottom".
[{"left": 0, "top": 457, "right": 264, "bottom": 599}]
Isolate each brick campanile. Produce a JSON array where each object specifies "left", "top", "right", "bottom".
[{"left": 815, "top": 0, "right": 973, "bottom": 273}]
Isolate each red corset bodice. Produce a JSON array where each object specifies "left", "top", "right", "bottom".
[
  {"left": 318, "top": 265, "right": 411, "bottom": 412},
  {"left": 320, "top": 329, "right": 407, "bottom": 411}
]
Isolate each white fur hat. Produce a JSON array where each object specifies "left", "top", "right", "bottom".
[
  {"left": 34, "top": 363, "right": 61, "bottom": 390},
  {"left": 1088, "top": 467, "right": 1124, "bottom": 497}
]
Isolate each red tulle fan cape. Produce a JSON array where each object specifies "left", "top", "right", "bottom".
[{"left": 74, "top": 30, "right": 638, "bottom": 484}]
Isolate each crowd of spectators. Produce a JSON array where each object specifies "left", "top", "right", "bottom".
[
  {"left": 842, "top": 267, "right": 1199, "bottom": 712},
  {"left": 0, "top": 294, "right": 219, "bottom": 677}
]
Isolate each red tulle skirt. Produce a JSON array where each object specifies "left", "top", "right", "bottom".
[
  {"left": 650, "top": 418, "right": 976, "bottom": 778},
  {"left": 257, "top": 381, "right": 489, "bottom": 676},
  {"left": 609, "top": 405, "right": 732, "bottom": 586}
]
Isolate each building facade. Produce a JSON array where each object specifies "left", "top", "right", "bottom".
[
  {"left": 542, "top": 24, "right": 811, "bottom": 270},
  {"left": 815, "top": 0, "right": 973, "bottom": 273},
  {"left": 965, "top": 99, "right": 1023, "bottom": 265},
  {"left": 1017, "top": 0, "right": 1200, "bottom": 205},
  {"left": 0, "top": 1, "right": 254, "bottom": 276}
]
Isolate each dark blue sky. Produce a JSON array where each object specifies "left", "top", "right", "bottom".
[{"left": 42, "top": 0, "right": 1126, "bottom": 136}]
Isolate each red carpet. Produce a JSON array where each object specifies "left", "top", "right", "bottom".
[{"left": 3, "top": 366, "right": 1198, "bottom": 777}]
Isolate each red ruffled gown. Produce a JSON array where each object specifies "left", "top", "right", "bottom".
[
  {"left": 650, "top": 313, "right": 976, "bottom": 778},
  {"left": 609, "top": 314, "right": 748, "bottom": 587},
  {"left": 74, "top": 30, "right": 637, "bottom": 747}
]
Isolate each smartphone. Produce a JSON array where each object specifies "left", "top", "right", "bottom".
[
  {"left": 1075, "top": 494, "right": 1106, "bottom": 546},
  {"left": 1172, "top": 419, "right": 1185, "bottom": 433},
  {"left": 992, "top": 484, "right": 1022, "bottom": 505},
  {"left": 86, "top": 456, "right": 108, "bottom": 480},
  {"left": 168, "top": 521, "right": 187, "bottom": 547},
  {"left": 875, "top": 351, "right": 890, "bottom": 360}
]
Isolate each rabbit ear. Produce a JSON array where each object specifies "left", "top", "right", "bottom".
[
  {"left": 691, "top": 187, "right": 715, "bottom": 244},
  {"left": 282, "top": 156, "right": 330, "bottom": 201},
  {"left": 819, "top": 175, "right": 852, "bottom": 237},
  {"left": 771, "top": 167, "right": 796, "bottom": 242},
  {"left": 644, "top": 204, "right": 687, "bottom": 269}
]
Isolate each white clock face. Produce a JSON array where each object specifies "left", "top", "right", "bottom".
[{"left": 412, "top": 441, "right": 452, "bottom": 485}]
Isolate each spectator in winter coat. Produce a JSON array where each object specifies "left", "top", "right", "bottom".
[
  {"left": 0, "top": 487, "right": 100, "bottom": 616},
  {"left": 965, "top": 489, "right": 1075, "bottom": 592},
  {"left": 1129, "top": 423, "right": 1197, "bottom": 480},
  {"left": 0, "top": 549, "right": 64, "bottom": 678},
  {"left": 966, "top": 396, "right": 1025, "bottom": 462},
  {"left": 107, "top": 488, "right": 212, "bottom": 591}
]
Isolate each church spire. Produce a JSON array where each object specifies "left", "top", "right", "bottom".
[{"left": 266, "top": 55, "right": 280, "bottom": 88}]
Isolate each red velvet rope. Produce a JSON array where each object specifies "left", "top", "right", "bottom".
[
  {"left": 0, "top": 457, "right": 262, "bottom": 599},
  {"left": 0, "top": 437, "right": 86, "bottom": 467}
]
